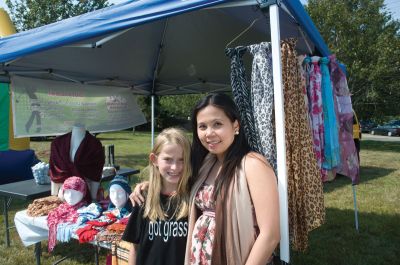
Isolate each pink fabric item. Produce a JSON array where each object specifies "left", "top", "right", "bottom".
[
  {"left": 47, "top": 177, "right": 87, "bottom": 252},
  {"left": 305, "top": 56, "right": 328, "bottom": 181},
  {"left": 47, "top": 201, "right": 85, "bottom": 252},
  {"left": 329, "top": 55, "right": 360, "bottom": 184},
  {"left": 62, "top": 176, "right": 87, "bottom": 195}
]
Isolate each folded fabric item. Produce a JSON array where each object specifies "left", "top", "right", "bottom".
[
  {"left": 77, "top": 202, "right": 103, "bottom": 224},
  {"left": 27, "top": 196, "right": 63, "bottom": 217},
  {"left": 96, "top": 230, "right": 123, "bottom": 243},
  {"left": 87, "top": 212, "right": 118, "bottom": 227},
  {"left": 14, "top": 210, "right": 48, "bottom": 247},
  {"left": 76, "top": 224, "right": 100, "bottom": 243},
  {"left": 31, "top": 162, "right": 51, "bottom": 184},
  {"left": 117, "top": 217, "right": 129, "bottom": 225},
  {"left": 106, "top": 223, "right": 126, "bottom": 233},
  {"left": 57, "top": 222, "right": 79, "bottom": 243}
]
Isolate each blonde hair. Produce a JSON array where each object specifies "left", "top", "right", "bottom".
[{"left": 143, "top": 127, "right": 191, "bottom": 221}]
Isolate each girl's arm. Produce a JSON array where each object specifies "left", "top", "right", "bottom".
[
  {"left": 129, "top": 181, "right": 149, "bottom": 206},
  {"left": 244, "top": 153, "right": 280, "bottom": 265},
  {"left": 128, "top": 244, "right": 138, "bottom": 265}
]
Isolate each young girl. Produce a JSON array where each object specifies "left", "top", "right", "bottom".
[{"left": 122, "top": 128, "right": 191, "bottom": 265}]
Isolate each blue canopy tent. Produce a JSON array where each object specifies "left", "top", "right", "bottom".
[{"left": 0, "top": 0, "right": 336, "bottom": 262}]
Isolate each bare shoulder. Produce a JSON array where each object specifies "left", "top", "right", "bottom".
[
  {"left": 243, "top": 152, "right": 275, "bottom": 181},
  {"left": 244, "top": 152, "right": 272, "bottom": 170}
]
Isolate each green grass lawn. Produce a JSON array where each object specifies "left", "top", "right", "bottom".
[{"left": 1, "top": 132, "right": 399, "bottom": 264}]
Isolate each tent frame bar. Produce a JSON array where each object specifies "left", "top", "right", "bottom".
[
  {"left": 64, "top": 28, "right": 132, "bottom": 49},
  {"left": 268, "top": 2, "right": 290, "bottom": 263}
]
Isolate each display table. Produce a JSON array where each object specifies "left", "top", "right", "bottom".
[
  {"left": 0, "top": 179, "right": 51, "bottom": 247},
  {"left": 14, "top": 210, "right": 110, "bottom": 265},
  {"left": 11, "top": 167, "right": 138, "bottom": 265},
  {"left": 0, "top": 167, "right": 138, "bottom": 247}
]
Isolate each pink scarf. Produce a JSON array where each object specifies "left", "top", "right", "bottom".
[{"left": 47, "top": 177, "right": 87, "bottom": 252}]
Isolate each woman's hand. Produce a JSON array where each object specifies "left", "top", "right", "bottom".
[{"left": 129, "top": 181, "right": 149, "bottom": 206}]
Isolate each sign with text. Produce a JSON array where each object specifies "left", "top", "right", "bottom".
[{"left": 11, "top": 76, "right": 146, "bottom": 137}]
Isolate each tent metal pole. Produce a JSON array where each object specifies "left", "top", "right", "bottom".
[
  {"left": 269, "top": 3, "right": 290, "bottom": 263},
  {"left": 352, "top": 184, "right": 359, "bottom": 232},
  {"left": 150, "top": 18, "right": 168, "bottom": 148},
  {"left": 151, "top": 95, "right": 155, "bottom": 148}
]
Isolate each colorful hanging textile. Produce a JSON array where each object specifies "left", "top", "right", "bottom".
[
  {"left": 320, "top": 57, "right": 341, "bottom": 171},
  {"left": 304, "top": 56, "right": 328, "bottom": 180},
  {"left": 329, "top": 55, "right": 360, "bottom": 184},
  {"left": 282, "top": 39, "right": 325, "bottom": 251},
  {"left": 225, "top": 47, "right": 260, "bottom": 153},
  {"left": 248, "top": 42, "right": 277, "bottom": 170},
  {"left": 226, "top": 43, "right": 277, "bottom": 170}
]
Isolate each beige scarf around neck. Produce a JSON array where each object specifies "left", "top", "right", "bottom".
[{"left": 185, "top": 153, "right": 256, "bottom": 265}]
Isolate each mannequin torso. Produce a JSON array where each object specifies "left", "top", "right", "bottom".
[
  {"left": 69, "top": 125, "right": 100, "bottom": 201},
  {"left": 51, "top": 125, "right": 86, "bottom": 197},
  {"left": 49, "top": 127, "right": 105, "bottom": 201},
  {"left": 70, "top": 124, "right": 86, "bottom": 162}
]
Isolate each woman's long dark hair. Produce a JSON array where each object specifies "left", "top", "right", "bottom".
[
  {"left": 190, "top": 93, "right": 250, "bottom": 196},
  {"left": 191, "top": 93, "right": 252, "bottom": 264}
]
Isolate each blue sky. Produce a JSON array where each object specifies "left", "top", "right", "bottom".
[{"left": 0, "top": 0, "right": 399, "bottom": 22}]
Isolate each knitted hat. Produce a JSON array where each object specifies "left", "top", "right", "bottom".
[
  {"left": 109, "top": 175, "right": 132, "bottom": 195},
  {"left": 62, "top": 176, "right": 87, "bottom": 196}
]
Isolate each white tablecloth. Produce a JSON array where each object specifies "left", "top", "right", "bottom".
[{"left": 14, "top": 210, "right": 48, "bottom": 246}]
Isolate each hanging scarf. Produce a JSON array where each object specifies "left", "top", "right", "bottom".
[
  {"left": 49, "top": 131, "right": 105, "bottom": 183},
  {"left": 304, "top": 56, "right": 328, "bottom": 180},
  {"left": 329, "top": 55, "right": 360, "bottom": 184},
  {"left": 282, "top": 39, "right": 325, "bottom": 251},
  {"left": 225, "top": 47, "right": 260, "bottom": 153},
  {"left": 320, "top": 57, "right": 341, "bottom": 170},
  {"left": 248, "top": 42, "right": 277, "bottom": 171},
  {"left": 47, "top": 176, "right": 87, "bottom": 252}
]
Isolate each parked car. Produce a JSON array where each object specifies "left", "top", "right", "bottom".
[
  {"left": 359, "top": 120, "right": 377, "bottom": 133},
  {"left": 370, "top": 120, "right": 400, "bottom": 136}
]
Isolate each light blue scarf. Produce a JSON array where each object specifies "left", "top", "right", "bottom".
[{"left": 320, "top": 57, "right": 340, "bottom": 169}]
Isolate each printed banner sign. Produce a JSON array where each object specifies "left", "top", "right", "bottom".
[{"left": 11, "top": 76, "right": 146, "bottom": 137}]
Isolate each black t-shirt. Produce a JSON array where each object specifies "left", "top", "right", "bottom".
[{"left": 122, "top": 194, "right": 188, "bottom": 265}]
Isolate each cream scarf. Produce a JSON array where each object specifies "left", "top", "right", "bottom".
[{"left": 185, "top": 153, "right": 256, "bottom": 265}]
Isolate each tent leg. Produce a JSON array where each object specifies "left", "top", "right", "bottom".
[
  {"left": 151, "top": 95, "right": 155, "bottom": 148},
  {"left": 352, "top": 185, "right": 359, "bottom": 232},
  {"left": 269, "top": 3, "right": 290, "bottom": 264}
]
